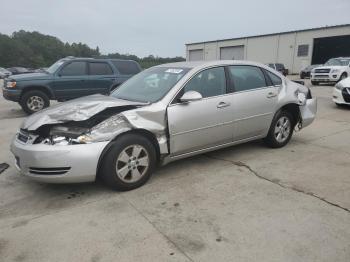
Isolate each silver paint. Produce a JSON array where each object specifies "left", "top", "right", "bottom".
[{"left": 11, "top": 60, "right": 317, "bottom": 183}]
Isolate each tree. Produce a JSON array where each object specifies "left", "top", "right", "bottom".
[{"left": 0, "top": 30, "right": 185, "bottom": 69}]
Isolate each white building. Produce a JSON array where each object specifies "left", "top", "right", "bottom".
[{"left": 186, "top": 24, "right": 350, "bottom": 74}]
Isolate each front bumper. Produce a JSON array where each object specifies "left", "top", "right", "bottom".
[
  {"left": 11, "top": 137, "right": 109, "bottom": 183},
  {"left": 300, "top": 98, "right": 317, "bottom": 128},
  {"left": 2, "top": 87, "right": 21, "bottom": 102},
  {"left": 333, "top": 88, "right": 350, "bottom": 105},
  {"left": 311, "top": 73, "right": 341, "bottom": 82}
]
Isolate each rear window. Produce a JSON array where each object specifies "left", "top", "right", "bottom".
[
  {"left": 265, "top": 70, "right": 282, "bottom": 86},
  {"left": 112, "top": 61, "right": 141, "bottom": 75},
  {"left": 89, "top": 62, "right": 113, "bottom": 75},
  {"left": 228, "top": 65, "right": 267, "bottom": 92}
]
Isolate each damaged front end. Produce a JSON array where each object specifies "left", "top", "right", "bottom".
[
  {"left": 28, "top": 107, "right": 135, "bottom": 146},
  {"left": 11, "top": 95, "right": 168, "bottom": 183}
]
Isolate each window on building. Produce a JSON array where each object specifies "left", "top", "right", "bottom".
[{"left": 297, "top": 44, "right": 309, "bottom": 57}]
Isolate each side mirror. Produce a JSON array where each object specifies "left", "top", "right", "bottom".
[{"left": 179, "top": 91, "right": 202, "bottom": 103}]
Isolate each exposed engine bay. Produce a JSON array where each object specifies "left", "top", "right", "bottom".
[{"left": 27, "top": 106, "right": 137, "bottom": 145}]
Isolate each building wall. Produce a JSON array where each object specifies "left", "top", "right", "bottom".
[{"left": 186, "top": 25, "right": 350, "bottom": 74}]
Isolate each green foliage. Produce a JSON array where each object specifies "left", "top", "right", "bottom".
[{"left": 0, "top": 30, "right": 185, "bottom": 69}]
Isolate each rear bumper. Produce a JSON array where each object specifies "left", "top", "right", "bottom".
[
  {"left": 300, "top": 98, "right": 317, "bottom": 128},
  {"left": 2, "top": 87, "right": 21, "bottom": 102},
  {"left": 11, "top": 137, "right": 109, "bottom": 183}
]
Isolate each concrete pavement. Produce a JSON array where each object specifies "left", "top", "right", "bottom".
[{"left": 0, "top": 79, "right": 349, "bottom": 262}]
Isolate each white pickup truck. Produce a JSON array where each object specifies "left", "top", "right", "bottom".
[{"left": 310, "top": 57, "right": 350, "bottom": 85}]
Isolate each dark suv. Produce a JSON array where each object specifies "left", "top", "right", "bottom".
[
  {"left": 267, "top": 63, "right": 288, "bottom": 76},
  {"left": 3, "top": 57, "right": 142, "bottom": 114}
]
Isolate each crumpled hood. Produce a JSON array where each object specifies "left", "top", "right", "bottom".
[{"left": 22, "top": 94, "right": 147, "bottom": 131}]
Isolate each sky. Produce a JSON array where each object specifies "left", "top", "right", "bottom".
[{"left": 0, "top": 0, "right": 349, "bottom": 57}]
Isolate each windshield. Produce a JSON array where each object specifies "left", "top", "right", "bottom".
[
  {"left": 46, "top": 60, "right": 66, "bottom": 74},
  {"left": 325, "top": 58, "right": 350, "bottom": 66},
  {"left": 111, "top": 67, "right": 190, "bottom": 103}
]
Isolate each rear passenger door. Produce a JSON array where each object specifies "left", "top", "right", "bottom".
[
  {"left": 227, "top": 65, "right": 279, "bottom": 141},
  {"left": 87, "top": 62, "right": 116, "bottom": 95}
]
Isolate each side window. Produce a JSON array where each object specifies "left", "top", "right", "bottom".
[
  {"left": 89, "top": 62, "right": 113, "bottom": 75},
  {"left": 112, "top": 61, "right": 141, "bottom": 75},
  {"left": 265, "top": 70, "right": 282, "bottom": 86},
  {"left": 228, "top": 66, "right": 267, "bottom": 92},
  {"left": 59, "top": 62, "right": 87, "bottom": 76},
  {"left": 183, "top": 67, "right": 226, "bottom": 98}
]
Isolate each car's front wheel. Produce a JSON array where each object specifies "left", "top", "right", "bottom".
[
  {"left": 100, "top": 133, "right": 157, "bottom": 191},
  {"left": 311, "top": 80, "right": 319, "bottom": 86},
  {"left": 20, "top": 90, "right": 50, "bottom": 114},
  {"left": 264, "top": 111, "right": 294, "bottom": 148}
]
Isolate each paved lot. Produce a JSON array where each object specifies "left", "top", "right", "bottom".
[{"left": 0, "top": 78, "right": 349, "bottom": 262}]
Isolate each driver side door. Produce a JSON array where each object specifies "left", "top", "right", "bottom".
[
  {"left": 53, "top": 61, "right": 89, "bottom": 100},
  {"left": 167, "top": 67, "right": 234, "bottom": 156}
]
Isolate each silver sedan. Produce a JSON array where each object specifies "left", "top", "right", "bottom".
[{"left": 11, "top": 61, "right": 317, "bottom": 191}]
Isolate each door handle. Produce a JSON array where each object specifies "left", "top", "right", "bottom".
[
  {"left": 267, "top": 92, "right": 277, "bottom": 98},
  {"left": 217, "top": 101, "right": 230, "bottom": 108}
]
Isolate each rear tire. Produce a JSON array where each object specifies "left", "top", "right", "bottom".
[
  {"left": 100, "top": 133, "right": 157, "bottom": 191},
  {"left": 264, "top": 111, "right": 294, "bottom": 148},
  {"left": 20, "top": 90, "right": 50, "bottom": 114}
]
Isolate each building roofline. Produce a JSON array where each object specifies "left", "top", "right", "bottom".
[{"left": 186, "top": 24, "right": 350, "bottom": 46}]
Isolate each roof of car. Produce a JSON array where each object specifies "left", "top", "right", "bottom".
[
  {"left": 156, "top": 60, "right": 268, "bottom": 69},
  {"left": 62, "top": 57, "right": 137, "bottom": 63}
]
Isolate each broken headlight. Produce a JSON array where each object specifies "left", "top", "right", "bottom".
[{"left": 47, "top": 126, "right": 90, "bottom": 145}]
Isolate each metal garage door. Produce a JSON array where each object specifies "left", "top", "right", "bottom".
[
  {"left": 312, "top": 35, "right": 350, "bottom": 64},
  {"left": 189, "top": 49, "right": 204, "bottom": 61},
  {"left": 220, "top": 46, "right": 244, "bottom": 60}
]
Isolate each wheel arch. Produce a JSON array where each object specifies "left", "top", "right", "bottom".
[
  {"left": 95, "top": 129, "right": 161, "bottom": 178},
  {"left": 21, "top": 85, "right": 55, "bottom": 100},
  {"left": 276, "top": 103, "right": 301, "bottom": 127}
]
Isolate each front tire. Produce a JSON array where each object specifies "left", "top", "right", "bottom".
[
  {"left": 100, "top": 133, "right": 157, "bottom": 191},
  {"left": 20, "top": 90, "right": 50, "bottom": 114},
  {"left": 311, "top": 80, "right": 319, "bottom": 86},
  {"left": 264, "top": 111, "right": 294, "bottom": 148}
]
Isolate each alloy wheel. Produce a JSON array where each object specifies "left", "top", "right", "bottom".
[
  {"left": 116, "top": 145, "right": 150, "bottom": 183},
  {"left": 274, "top": 116, "right": 291, "bottom": 143},
  {"left": 27, "top": 96, "right": 45, "bottom": 112}
]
